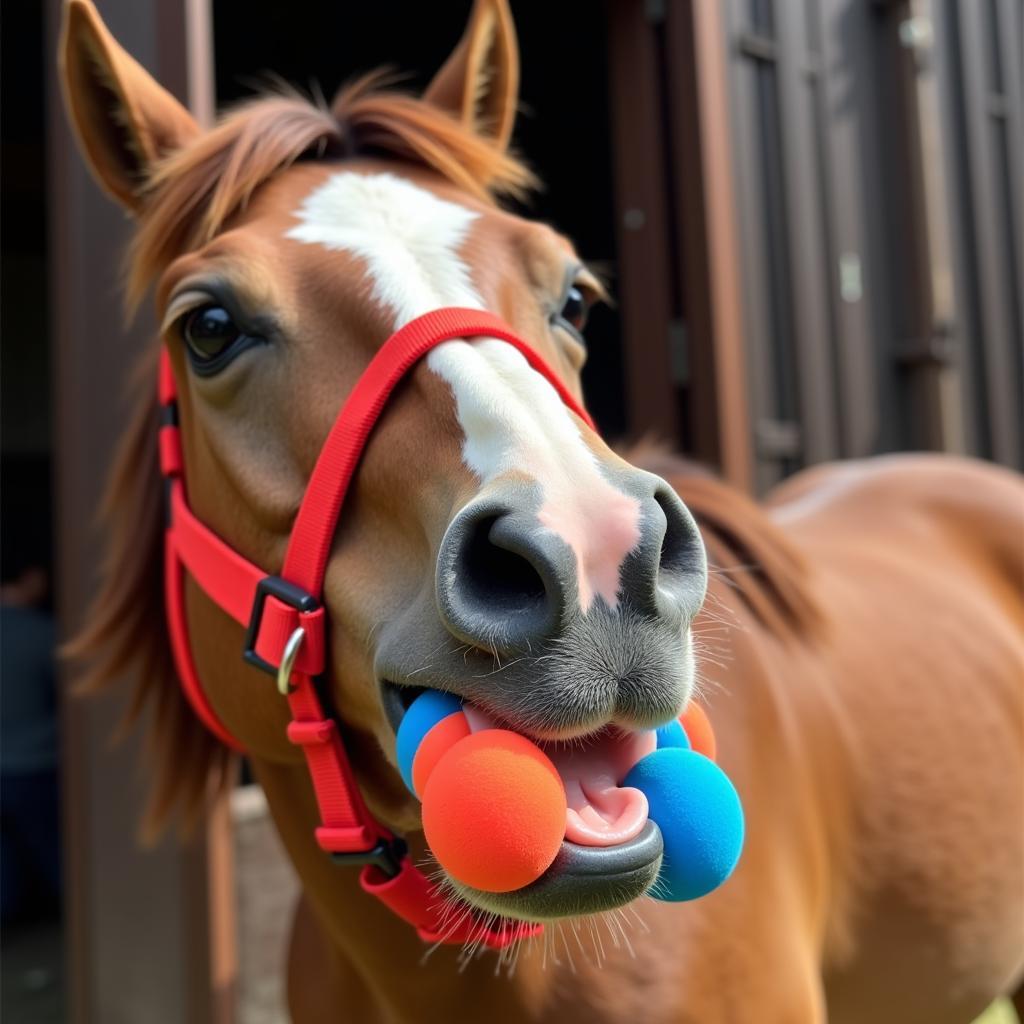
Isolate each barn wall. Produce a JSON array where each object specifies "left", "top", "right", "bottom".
[
  {"left": 717, "top": 0, "right": 1023, "bottom": 489},
  {"left": 605, "top": 0, "right": 1022, "bottom": 493}
]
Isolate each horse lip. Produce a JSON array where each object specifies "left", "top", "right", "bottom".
[
  {"left": 379, "top": 677, "right": 623, "bottom": 743},
  {"left": 380, "top": 679, "right": 418, "bottom": 733},
  {"left": 545, "top": 821, "right": 664, "bottom": 881},
  {"left": 453, "top": 821, "right": 665, "bottom": 921}
]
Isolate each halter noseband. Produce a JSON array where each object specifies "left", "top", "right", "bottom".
[{"left": 158, "top": 307, "right": 595, "bottom": 949}]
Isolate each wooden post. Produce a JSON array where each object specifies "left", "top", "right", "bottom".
[
  {"left": 606, "top": 0, "right": 679, "bottom": 444},
  {"left": 665, "top": 0, "right": 754, "bottom": 491},
  {"left": 892, "top": 0, "right": 965, "bottom": 453},
  {"left": 45, "top": 1, "right": 233, "bottom": 1020}
]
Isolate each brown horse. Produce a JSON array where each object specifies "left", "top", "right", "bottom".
[{"left": 60, "top": 1, "right": 1024, "bottom": 1021}]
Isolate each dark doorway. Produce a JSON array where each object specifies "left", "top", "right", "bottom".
[{"left": 1, "top": 0, "right": 64, "bottom": 1021}]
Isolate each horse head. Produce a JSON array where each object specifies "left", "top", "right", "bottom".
[{"left": 61, "top": 0, "right": 708, "bottom": 924}]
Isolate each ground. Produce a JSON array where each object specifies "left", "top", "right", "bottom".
[{"left": 0, "top": 916, "right": 1017, "bottom": 1023}]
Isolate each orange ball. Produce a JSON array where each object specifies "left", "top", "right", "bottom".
[
  {"left": 421, "top": 730, "right": 567, "bottom": 893},
  {"left": 412, "top": 712, "right": 471, "bottom": 796},
  {"left": 681, "top": 702, "right": 717, "bottom": 762}
]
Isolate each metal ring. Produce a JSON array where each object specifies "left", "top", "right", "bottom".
[{"left": 277, "top": 627, "right": 306, "bottom": 696}]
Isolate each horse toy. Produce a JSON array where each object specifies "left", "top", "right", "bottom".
[
  {"left": 60, "top": 0, "right": 1024, "bottom": 1021},
  {"left": 397, "top": 691, "right": 743, "bottom": 899}
]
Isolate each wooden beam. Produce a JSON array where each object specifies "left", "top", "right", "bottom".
[
  {"left": 606, "top": 0, "right": 679, "bottom": 444},
  {"left": 666, "top": 1, "right": 754, "bottom": 491},
  {"left": 891, "top": 0, "right": 966, "bottom": 453},
  {"left": 44, "top": 1, "right": 230, "bottom": 1021}
]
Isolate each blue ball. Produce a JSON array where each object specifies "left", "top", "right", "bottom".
[
  {"left": 655, "top": 719, "right": 691, "bottom": 750},
  {"left": 395, "top": 691, "right": 463, "bottom": 796},
  {"left": 624, "top": 747, "right": 744, "bottom": 902}
]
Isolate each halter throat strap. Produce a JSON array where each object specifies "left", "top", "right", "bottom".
[{"left": 158, "top": 307, "right": 595, "bottom": 950}]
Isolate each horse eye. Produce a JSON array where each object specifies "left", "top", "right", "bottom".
[
  {"left": 558, "top": 285, "right": 589, "bottom": 334},
  {"left": 181, "top": 305, "right": 242, "bottom": 365}
]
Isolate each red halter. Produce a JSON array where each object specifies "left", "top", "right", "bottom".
[{"left": 159, "top": 307, "right": 595, "bottom": 950}]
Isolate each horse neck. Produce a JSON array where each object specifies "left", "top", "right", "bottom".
[{"left": 249, "top": 755, "right": 557, "bottom": 1023}]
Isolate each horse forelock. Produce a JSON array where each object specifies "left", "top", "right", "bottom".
[{"left": 126, "top": 72, "right": 536, "bottom": 313}]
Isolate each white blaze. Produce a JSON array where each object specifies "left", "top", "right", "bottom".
[{"left": 286, "top": 171, "right": 641, "bottom": 611}]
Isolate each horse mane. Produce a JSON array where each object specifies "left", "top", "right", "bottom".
[
  {"left": 63, "top": 348, "right": 234, "bottom": 839},
  {"left": 73, "top": 76, "right": 535, "bottom": 835},
  {"left": 126, "top": 73, "right": 536, "bottom": 311},
  {"left": 625, "top": 442, "right": 822, "bottom": 638}
]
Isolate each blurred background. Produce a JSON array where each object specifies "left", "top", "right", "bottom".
[{"left": 1, "top": 0, "right": 1021, "bottom": 1021}]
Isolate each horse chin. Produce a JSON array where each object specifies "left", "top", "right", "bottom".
[{"left": 446, "top": 822, "right": 664, "bottom": 922}]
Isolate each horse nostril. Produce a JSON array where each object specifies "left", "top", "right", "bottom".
[
  {"left": 654, "top": 486, "right": 705, "bottom": 580},
  {"left": 459, "top": 515, "right": 547, "bottom": 616},
  {"left": 436, "top": 503, "right": 567, "bottom": 654},
  {"left": 626, "top": 484, "right": 707, "bottom": 622}
]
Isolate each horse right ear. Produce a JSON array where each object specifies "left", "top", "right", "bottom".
[
  {"left": 423, "top": 0, "right": 519, "bottom": 152},
  {"left": 59, "top": 0, "right": 199, "bottom": 212}
]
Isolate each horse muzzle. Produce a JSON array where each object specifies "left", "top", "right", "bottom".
[{"left": 435, "top": 471, "right": 707, "bottom": 656}]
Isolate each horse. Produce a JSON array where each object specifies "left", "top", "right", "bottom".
[{"left": 60, "top": 1, "right": 1024, "bottom": 1021}]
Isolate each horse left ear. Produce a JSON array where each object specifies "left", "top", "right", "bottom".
[
  {"left": 59, "top": 0, "right": 199, "bottom": 211},
  {"left": 423, "top": 0, "right": 520, "bottom": 152}
]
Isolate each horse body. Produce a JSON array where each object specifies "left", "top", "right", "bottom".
[
  {"left": 58, "top": 1, "right": 1023, "bottom": 1020},
  {"left": 767, "top": 456, "right": 1024, "bottom": 1024},
  {"left": 262, "top": 454, "right": 1024, "bottom": 1024}
]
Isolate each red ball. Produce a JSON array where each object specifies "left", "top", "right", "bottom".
[
  {"left": 681, "top": 702, "right": 717, "bottom": 762},
  {"left": 412, "top": 712, "right": 470, "bottom": 796},
  {"left": 422, "top": 730, "right": 567, "bottom": 893}
]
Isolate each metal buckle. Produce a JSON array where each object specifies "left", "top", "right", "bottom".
[
  {"left": 331, "top": 837, "right": 407, "bottom": 879},
  {"left": 276, "top": 627, "right": 306, "bottom": 695},
  {"left": 160, "top": 400, "right": 180, "bottom": 527},
  {"left": 243, "top": 575, "right": 319, "bottom": 676},
  {"left": 159, "top": 401, "right": 179, "bottom": 427}
]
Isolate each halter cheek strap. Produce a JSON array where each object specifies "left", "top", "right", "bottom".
[{"left": 159, "top": 307, "right": 595, "bottom": 950}]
